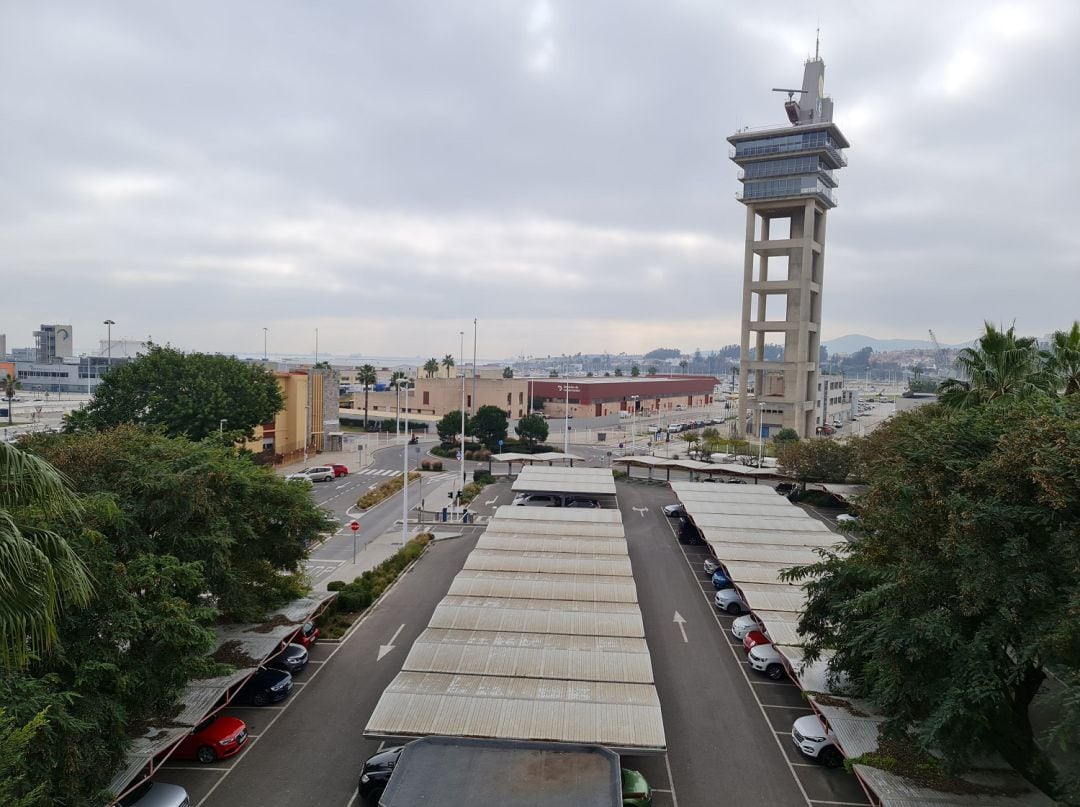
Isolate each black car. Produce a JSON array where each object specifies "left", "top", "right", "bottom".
[
  {"left": 237, "top": 667, "right": 293, "bottom": 706},
  {"left": 775, "top": 482, "right": 797, "bottom": 495},
  {"left": 358, "top": 745, "right": 403, "bottom": 803},
  {"left": 267, "top": 643, "right": 309, "bottom": 675},
  {"left": 565, "top": 498, "right": 599, "bottom": 508}
]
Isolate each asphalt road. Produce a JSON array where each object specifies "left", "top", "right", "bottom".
[{"left": 185, "top": 524, "right": 485, "bottom": 807}]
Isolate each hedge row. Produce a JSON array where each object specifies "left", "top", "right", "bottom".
[
  {"left": 321, "top": 534, "right": 432, "bottom": 636},
  {"left": 356, "top": 470, "right": 422, "bottom": 509}
]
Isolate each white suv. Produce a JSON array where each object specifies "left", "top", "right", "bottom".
[
  {"left": 792, "top": 715, "right": 843, "bottom": 768},
  {"left": 285, "top": 466, "right": 335, "bottom": 483},
  {"left": 714, "top": 588, "right": 748, "bottom": 615},
  {"left": 747, "top": 643, "right": 787, "bottom": 680}
]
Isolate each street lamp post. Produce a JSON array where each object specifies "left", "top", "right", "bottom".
[
  {"left": 263, "top": 327, "right": 268, "bottom": 361},
  {"left": 629, "top": 395, "right": 639, "bottom": 457},
  {"left": 402, "top": 378, "right": 410, "bottom": 545},
  {"left": 757, "top": 403, "right": 765, "bottom": 469},
  {"left": 219, "top": 418, "right": 227, "bottom": 438},
  {"left": 459, "top": 331, "right": 466, "bottom": 520}
]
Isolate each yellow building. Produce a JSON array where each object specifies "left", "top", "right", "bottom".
[{"left": 244, "top": 369, "right": 333, "bottom": 464}]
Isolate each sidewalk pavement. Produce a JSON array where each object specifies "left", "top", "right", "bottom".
[{"left": 276, "top": 432, "right": 417, "bottom": 476}]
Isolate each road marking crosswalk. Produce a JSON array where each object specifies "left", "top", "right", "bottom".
[{"left": 354, "top": 468, "right": 402, "bottom": 477}]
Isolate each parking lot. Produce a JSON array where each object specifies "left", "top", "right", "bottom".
[{"left": 670, "top": 501, "right": 872, "bottom": 807}]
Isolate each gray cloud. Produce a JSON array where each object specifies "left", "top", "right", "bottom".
[{"left": 2, "top": 0, "right": 1078, "bottom": 358}]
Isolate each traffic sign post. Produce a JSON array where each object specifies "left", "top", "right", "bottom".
[{"left": 350, "top": 520, "right": 360, "bottom": 564}]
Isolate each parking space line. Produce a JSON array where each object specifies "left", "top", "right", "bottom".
[
  {"left": 158, "top": 766, "right": 231, "bottom": 772},
  {"left": 809, "top": 800, "right": 870, "bottom": 806},
  {"left": 663, "top": 751, "right": 679, "bottom": 807}
]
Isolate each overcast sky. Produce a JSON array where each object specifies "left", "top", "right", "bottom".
[{"left": 3, "top": 1, "right": 1077, "bottom": 360}]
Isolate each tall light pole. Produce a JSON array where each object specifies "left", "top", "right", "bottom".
[
  {"left": 220, "top": 418, "right": 227, "bottom": 438},
  {"left": 757, "top": 403, "right": 765, "bottom": 468},
  {"left": 402, "top": 377, "right": 410, "bottom": 545},
  {"left": 103, "top": 320, "right": 115, "bottom": 363},
  {"left": 263, "top": 327, "right": 268, "bottom": 361},
  {"left": 630, "top": 395, "right": 639, "bottom": 456},
  {"left": 472, "top": 318, "right": 477, "bottom": 416},
  {"left": 564, "top": 379, "right": 570, "bottom": 454},
  {"left": 459, "top": 331, "right": 466, "bottom": 519}
]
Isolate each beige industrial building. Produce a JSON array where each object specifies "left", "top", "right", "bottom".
[{"left": 728, "top": 48, "right": 849, "bottom": 439}]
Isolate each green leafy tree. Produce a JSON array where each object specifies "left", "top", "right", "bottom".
[
  {"left": 776, "top": 438, "right": 858, "bottom": 484},
  {"left": 0, "top": 707, "right": 48, "bottom": 807},
  {"left": 66, "top": 345, "right": 283, "bottom": 441},
  {"left": 772, "top": 427, "right": 799, "bottom": 447},
  {"left": 436, "top": 410, "right": 469, "bottom": 445},
  {"left": 358, "top": 364, "right": 377, "bottom": 429},
  {"left": 630, "top": 365, "right": 640, "bottom": 377},
  {"left": 0, "top": 441, "right": 94, "bottom": 667},
  {"left": 647, "top": 366, "right": 657, "bottom": 376},
  {"left": 2, "top": 375, "right": 20, "bottom": 425},
  {"left": 31, "top": 426, "right": 333, "bottom": 620},
  {"left": 442, "top": 354, "right": 455, "bottom": 378},
  {"left": 468, "top": 405, "right": 508, "bottom": 450},
  {"left": 613, "top": 368, "right": 624, "bottom": 377},
  {"left": 515, "top": 414, "right": 549, "bottom": 447},
  {"left": 423, "top": 358, "right": 440, "bottom": 379},
  {"left": 549, "top": 369, "right": 559, "bottom": 377},
  {"left": 502, "top": 366, "right": 514, "bottom": 379},
  {"left": 679, "top": 431, "right": 699, "bottom": 456},
  {"left": 937, "top": 323, "right": 1051, "bottom": 409},
  {"left": 1045, "top": 321, "right": 1080, "bottom": 396},
  {"left": 782, "top": 396, "right": 1080, "bottom": 801},
  {"left": 678, "top": 360, "right": 689, "bottom": 373}
]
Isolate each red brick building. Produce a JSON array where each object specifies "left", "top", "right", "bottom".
[{"left": 529, "top": 376, "right": 716, "bottom": 419}]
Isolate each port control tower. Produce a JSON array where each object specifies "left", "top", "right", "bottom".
[{"left": 728, "top": 44, "right": 849, "bottom": 439}]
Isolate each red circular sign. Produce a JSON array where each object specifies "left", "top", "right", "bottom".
[{"left": 350, "top": 521, "right": 360, "bottom": 532}]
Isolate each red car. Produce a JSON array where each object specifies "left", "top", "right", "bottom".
[
  {"left": 330, "top": 464, "right": 349, "bottom": 477},
  {"left": 174, "top": 716, "right": 248, "bottom": 764},
  {"left": 743, "top": 629, "right": 772, "bottom": 655},
  {"left": 292, "top": 620, "right": 319, "bottom": 648}
]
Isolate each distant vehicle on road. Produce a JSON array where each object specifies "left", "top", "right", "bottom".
[
  {"left": 815, "top": 425, "right": 835, "bottom": 436},
  {"left": 330, "top": 463, "right": 349, "bottom": 477},
  {"left": 285, "top": 466, "right": 335, "bottom": 483}
]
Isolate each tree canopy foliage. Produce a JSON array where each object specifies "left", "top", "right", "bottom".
[
  {"left": 782, "top": 395, "right": 1080, "bottom": 800},
  {"left": 0, "top": 426, "right": 335, "bottom": 803},
  {"left": 469, "top": 405, "right": 508, "bottom": 450},
  {"left": 644, "top": 348, "right": 680, "bottom": 360},
  {"left": 515, "top": 414, "right": 549, "bottom": 446},
  {"left": 66, "top": 345, "right": 283, "bottom": 441},
  {"left": 436, "top": 410, "right": 469, "bottom": 444},
  {"left": 775, "top": 438, "right": 858, "bottom": 484}
]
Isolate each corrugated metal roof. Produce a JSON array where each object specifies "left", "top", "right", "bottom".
[
  {"left": 733, "top": 582, "right": 806, "bottom": 614},
  {"left": 486, "top": 522, "right": 626, "bottom": 538},
  {"left": 448, "top": 571, "right": 639, "bottom": 604},
  {"left": 692, "top": 513, "right": 831, "bottom": 532},
  {"left": 477, "top": 535, "right": 628, "bottom": 555},
  {"left": 705, "top": 542, "right": 824, "bottom": 564},
  {"left": 511, "top": 466, "right": 618, "bottom": 496},
  {"left": 366, "top": 672, "right": 665, "bottom": 752},
  {"left": 672, "top": 481, "right": 778, "bottom": 496},
  {"left": 681, "top": 501, "right": 804, "bottom": 517},
  {"left": 429, "top": 597, "right": 645, "bottom": 638},
  {"left": 853, "top": 765, "right": 1054, "bottom": 806},
  {"left": 404, "top": 628, "right": 654, "bottom": 684},
  {"left": 465, "top": 549, "right": 633, "bottom": 577},
  {"left": 721, "top": 560, "right": 799, "bottom": 585}
]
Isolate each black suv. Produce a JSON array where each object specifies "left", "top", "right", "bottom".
[{"left": 358, "top": 745, "right": 403, "bottom": 803}]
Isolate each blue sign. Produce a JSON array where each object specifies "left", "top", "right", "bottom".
[{"left": 498, "top": 439, "right": 504, "bottom": 447}]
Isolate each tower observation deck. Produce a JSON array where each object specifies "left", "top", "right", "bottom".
[{"left": 728, "top": 51, "right": 849, "bottom": 440}]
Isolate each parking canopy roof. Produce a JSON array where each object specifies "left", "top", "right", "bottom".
[
  {"left": 510, "top": 465, "right": 618, "bottom": 497},
  {"left": 381, "top": 737, "right": 621, "bottom": 807},
  {"left": 366, "top": 481, "right": 667, "bottom": 754}
]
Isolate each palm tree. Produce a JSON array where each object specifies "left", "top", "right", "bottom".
[
  {"left": 388, "top": 371, "right": 408, "bottom": 390},
  {"left": 937, "top": 322, "right": 1051, "bottom": 409},
  {"left": 423, "top": 358, "right": 440, "bottom": 379},
  {"left": 2, "top": 375, "right": 19, "bottom": 425},
  {"left": 358, "top": 364, "right": 377, "bottom": 429},
  {"left": 0, "top": 441, "right": 94, "bottom": 667},
  {"left": 679, "top": 359, "right": 689, "bottom": 374},
  {"left": 1045, "top": 321, "right": 1080, "bottom": 396},
  {"left": 442, "top": 354, "right": 455, "bottom": 379}
]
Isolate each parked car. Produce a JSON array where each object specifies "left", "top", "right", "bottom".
[
  {"left": 703, "top": 557, "right": 720, "bottom": 575},
  {"left": 565, "top": 498, "right": 599, "bottom": 509},
  {"left": 119, "top": 782, "right": 190, "bottom": 807},
  {"left": 292, "top": 621, "right": 319, "bottom": 648},
  {"left": 836, "top": 513, "right": 859, "bottom": 524},
  {"left": 731, "top": 613, "right": 765, "bottom": 640},
  {"left": 747, "top": 643, "right": 787, "bottom": 680},
  {"left": 792, "top": 715, "right": 843, "bottom": 768},
  {"left": 662, "top": 503, "right": 685, "bottom": 518},
  {"left": 266, "top": 643, "right": 309, "bottom": 675},
  {"left": 358, "top": 745, "right": 403, "bottom": 803},
  {"left": 512, "top": 494, "right": 561, "bottom": 507},
  {"left": 237, "top": 667, "right": 293, "bottom": 706},
  {"left": 677, "top": 516, "right": 703, "bottom": 545},
  {"left": 725, "top": 479, "right": 747, "bottom": 484},
  {"left": 815, "top": 425, "right": 835, "bottom": 436},
  {"left": 621, "top": 767, "right": 653, "bottom": 807},
  {"left": 774, "top": 482, "right": 797, "bottom": 496},
  {"left": 742, "top": 629, "right": 771, "bottom": 655},
  {"left": 285, "top": 466, "right": 335, "bottom": 483},
  {"left": 714, "top": 588, "right": 748, "bottom": 615},
  {"left": 711, "top": 569, "right": 734, "bottom": 591},
  {"left": 330, "top": 463, "right": 349, "bottom": 477},
  {"left": 173, "top": 716, "right": 248, "bottom": 764}
]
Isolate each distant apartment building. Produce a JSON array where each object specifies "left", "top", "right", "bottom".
[
  {"left": 246, "top": 367, "right": 339, "bottom": 463},
  {"left": 814, "top": 374, "right": 856, "bottom": 427},
  {"left": 0, "top": 334, "right": 6, "bottom": 356}
]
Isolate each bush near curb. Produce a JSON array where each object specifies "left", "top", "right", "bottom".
[
  {"left": 420, "top": 459, "right": 444, "bottom": 471},
  {"left": 317, "top": 534, "right": 432, "bottom": 639},
  {"left": 356, "top": 471, "right": 421, "bottom": 509}
]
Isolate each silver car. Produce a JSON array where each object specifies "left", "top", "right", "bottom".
[
  {"left": 714, "top": 588, "right": 748, "bottom": 615},
  {"left": 285, "top": 466, "right": 335, "bottom": 483}
]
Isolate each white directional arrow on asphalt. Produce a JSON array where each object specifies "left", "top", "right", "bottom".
[
  {"left": 485, "top": 497, "right": 498, "bottom": 505},
  {"left": 632, "top": 506, "right": 649, "bottom": 518},
  {"left": 377, "top": 624, "right": 405, "bottom": 661},
  {"left": 673, "top": 611, "right": 688, "bottom": 642}
]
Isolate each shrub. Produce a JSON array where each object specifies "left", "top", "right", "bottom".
[
  {"left": 473, "top": 470, "right": 494, "bottom": 484},
  {"left": 326, "top": 580, "right": 346, "bottom": 592},
  {"left": 334, "top": 588, "right": 372, "bottom": 612},
  {"left": 356, "top": 471, "right": 422, "bottom": 509},
  {"left": 613, "top": 469, "right": 628, "bottom": 480},
  {"left": 459, "top": 481, "right": 484, "bottom": 505}
]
